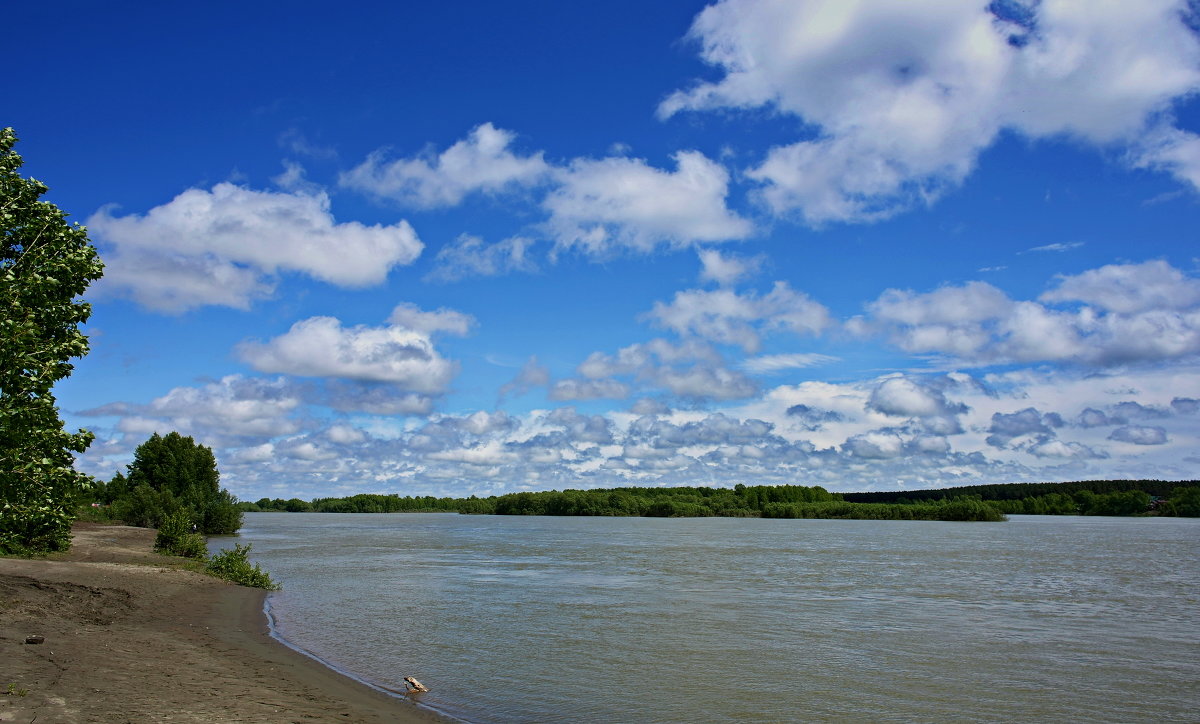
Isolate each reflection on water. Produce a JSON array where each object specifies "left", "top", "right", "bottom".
[{"left": 215, "top": 513, "right": 1200, "bottom": 723}]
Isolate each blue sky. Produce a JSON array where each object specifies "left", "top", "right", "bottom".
[{"left": 9, "top": 0, "right": 1200, "bottom": 501}]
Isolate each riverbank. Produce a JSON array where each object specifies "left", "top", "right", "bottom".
[{"left": 0, "top": 523, "right": 443, "bottom": 723}]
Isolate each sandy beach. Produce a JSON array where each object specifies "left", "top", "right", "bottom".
[{"left": 0, "top": 523, "right": 444, "bottom": 723}]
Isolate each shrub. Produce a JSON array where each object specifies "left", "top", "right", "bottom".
[
  {"left": 153, "top": 510, "right": 208, "bottom": 559},
  {"left": 206, "top": 544, "right": 280, "bottom": 590},
  {"left": 114, "top": 484, "right": 181, "bottom": 529},
  {"left": 935, "top": 499, "right": 1007, "bottom": 522},
  {"left": 1165, "top": 486, "right": 1200, "bottom": 517}
]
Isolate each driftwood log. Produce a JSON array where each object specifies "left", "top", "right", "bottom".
[{"left": 403, "top": 676, "right": 429, "bottom": 693}]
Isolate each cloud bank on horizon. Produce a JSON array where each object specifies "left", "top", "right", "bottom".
[{"left": 10, "top": 0, "right": 1199, "bottom": 499}]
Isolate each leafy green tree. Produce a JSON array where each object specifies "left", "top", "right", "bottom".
[
  {"left": 1165, "top": 486, "right": 1200, "bottom": 517},
  {"left": 0, "top": 128, "right": 104, "bottom": 553},
  {"left": 124, "top": 432, "right": 243, "bottom": 534}
]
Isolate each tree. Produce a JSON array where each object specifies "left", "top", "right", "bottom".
[
  {"left": 121, "top": 431, "right": 243, "bottom": 534},
  {"left": 0, "top": 128, "right": 104, "bottom": 553},
  {"left": 1165, "top": 486, "right": 1200, "bottom": 517}
]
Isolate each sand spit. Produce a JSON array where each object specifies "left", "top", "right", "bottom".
[{"left": 0, "top": 523, "right": 443, "bottom": 723}]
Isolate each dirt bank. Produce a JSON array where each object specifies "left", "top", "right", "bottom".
[{"left": 0, "top": 523, "right": 444, "bottom": 723}]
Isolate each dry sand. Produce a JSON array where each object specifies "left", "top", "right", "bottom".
[{"left": 0, "top": 523, "right": 445, "bottom": 723}]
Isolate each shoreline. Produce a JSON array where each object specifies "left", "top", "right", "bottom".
[{"left": 0, "top": 523, "right": 447, "bottom": 723}]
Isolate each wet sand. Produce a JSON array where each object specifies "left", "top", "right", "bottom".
[{"left": 0, "top": 523, "right": 444, "bottom": 723}]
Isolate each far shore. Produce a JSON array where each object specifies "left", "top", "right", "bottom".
[{"left": 0, "top": 523, "right": 446, "bottom": 723}]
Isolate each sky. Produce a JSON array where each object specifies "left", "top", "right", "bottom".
[{"left": 7, "top": 0, "right": 1200, "bottom": 501}]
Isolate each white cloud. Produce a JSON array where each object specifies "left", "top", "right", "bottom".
[
  {"left": 1041, "top": 260, "right": 1200, "bottom": 314},
  {"left": 652, "top": 364, "right": 758, "bottom": 400},
  {"left": 340, "top": 122, "right": 549, "bottom": 208},
  {"left": 867, "top": 377, "right": 965, "bottom": 419},
  {"left": 544, "top": 151, "right": 753, "bottom": 254},
  {"left": 549, "top": 378, "right": 632, "bottom": 401},
  {"left": 79, "top": 375, "right": 303, "bottom": 444},
  {"left": 863, "top": 262, "right": 1200, "bottom": 366},
  {"left": 425, "top": 234, "right": 539, "bottom": 282},
  {"left": 238, "top": 315, "right": 458, "bottom": 393},
  {"left": 570, "top": 339, "right": 757, "bottom": 401},
  {"left": 387, "top": 303, "right": 475, "bottom": 336},
  {"left": 743, "top": 353, "right": 838, "bottom": 374},
  {"left": 1023, "top": 241, "right": 1084, "bottom": 254},
  {"left": 986, "top": 407, "right": 1064, "bottom": 447},
  {"left": 326, "top": 425, "right": 367, "bottom": 445},
  {"left": 697, "top": 248, "right": 764, "bottom": 286},
  {"left": 843, "top": 430, "right": 907, "bottom": 459},
  {"left": 1108, "top": 425, "right": 1169, "bottom": 445},
  {"left": 576, "top": 339, "right": 722, "bottom": 379},
  {"left": 1027, "top": 437, "right": 1107, "bottom": 460},
  {"left": 1134, "top": 125, "right": 1200, "bottom": 189},
  {"left": 866, "top": 280, "right": 1012, "bottom": 328},
  {"left": 341, "top": 125, "right": 751, "bottom": 258},
  {"left": 76, "top": 363, "right": 1200, "bottom": 497},
  {"left": 428, "top": 441, "right": 518, "bottom": 466},
  {"left": 661, "top": 0, "right": 1200, "bottom": 223},
  {"left": 649, "top": 282, "right": 830, "bottom": 353},
  {"left": 499, "top": 357, "right": 552, "bottom": 400},
  {"left": 88, "top": 183, "right": 423, "bottom": 312},
  {"left": 278, "top": 128, "right": 337, "bottom": 160},
  {"left": 321, "top": 382, "right": 437, "bottom": 416}
]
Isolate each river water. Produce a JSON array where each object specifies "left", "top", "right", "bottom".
[{"left": 215, "top": 513, "right": 1199, "bottom": 723}]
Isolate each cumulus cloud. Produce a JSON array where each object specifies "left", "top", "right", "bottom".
[
  {"left": 786, "top": 404, "right": 844, "bottom": 427},
  {"left": 544, "top": 151, "right": 753, "bottom": 255},
  {"left": 861, "top": 261, "right": 1200, "bottom": 366},
  {"left": 660, "top": 0, "right": 1200, "bottom": 223},
  {"left": 326, "top": 425, "right": 367, "bottom": 445},
  {"left": 545, "top": 408, "right": 616, "bottom": 445},
  {"left": 1040, "top": 260, "right": 1200, "bottom": 314},
  {"left": 341, "top": 123, "right": 753, "bottom": 258},
  {"left": 697, "top": 248, "right": 764, "bottom": 286},
  {"left": 237, "top": 312, "right": 461, "bottom": 394},
  {"left": 88, "top": 183, "right": 423, "bottom": 312},
  {"left": 321, "top": 382, "right": 436, "bottom": 416},
  {"left": 1077, "top": 408, "right": 1114, "bottom": 428},
  {"left": 1108, "top": 425, "right": 1169, "bottom": 445},
  {"left": 386, "top": 303, "right": 475, "bottom": 336},
  {"left": 1027, "top": 437, "right": 1108, "bottom": 460},
  {"left": 573, "top": 339, "right": 758, "bottom": 401},
  {"left": 77, "top": 362, "right": 1200, "bottom": 497},
  {"left": 630, "top": 398, "right": 671, "bottom": 416},
  {"left": 1172, "top": 397, "right": 1200, "bottom": 414},
  {"left": 649, "top": 282, "right": 830, "bottom": 353},
  {"left": 425, "top": 234, "right": 538, "bottom": 282},
  {"left": 79, "top": 375, "right": 303, "bottom": 442},
  {"left": 986, "top": 407, "right": 1064, "bottom": 448},
  {"left": 1133, "top": 124, "right": 1200, "bottom": 190},
  {"left": 843, "top": 430, "right": 907, "bottom": 459},
  {"left": 340, "top": 123, "right": 549, "bottom": 208},
  {"left": 1109, "top": 401, "right": 1171, "bottom": 422},
  {"left": 653, "top": 364, "right": 758, "bottom": 400},
  {"left": 549, "top": 378, "right": 632, "bottom": 401},
  {"left": 577, "top": 339, "right": 722, "bottom": 379},
  {"left": 867, "top": 377, "right": 967, "bottom": 419}
]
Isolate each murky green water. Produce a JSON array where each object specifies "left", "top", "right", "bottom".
[{"left": 215, "top": 513, "right": 1200, "bottom": 723}]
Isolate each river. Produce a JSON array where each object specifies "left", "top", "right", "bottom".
[{"left": 214, "top": 513, "right": 1199, "bottom": 723}]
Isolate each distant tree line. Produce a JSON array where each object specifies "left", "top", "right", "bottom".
[
  {"left": 234, "top": 479, "right": 1200, "bottom": 520},
  {"left": 243, "top": 493, "right": 468, "bottom": 514},
  {"left": 842, "top": 479, "right": 1192, "bottom": 503},
  {"left": 842, "top": 479, "right": 1200, "bottom": 517},
  {"left": 237, "top": 484, "right": 1005, "bottom": 521}
]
